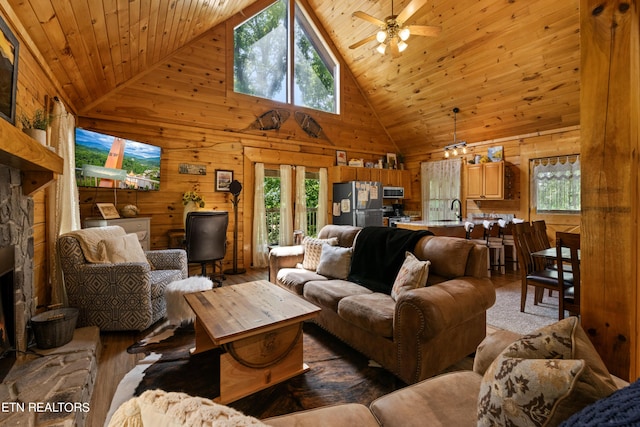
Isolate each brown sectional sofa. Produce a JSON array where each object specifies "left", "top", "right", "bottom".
[{"left": 268, "top": 224, "right": 496, "bottom": 384}]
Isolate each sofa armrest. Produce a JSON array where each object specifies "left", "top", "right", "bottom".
[
  {"left": 269, "top": 245, "right": 305, "bottom": 283},
  {"left": 395, "top": 277, "right": 496, "bottom": 341},
  {"left": 145, "top": 249, "right": 188, "bottom": 278}
]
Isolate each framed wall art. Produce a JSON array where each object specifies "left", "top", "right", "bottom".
[
  {"left": 215, "top": 170, "right": 233, "bottom": 192},
  {"left": 386, "top": 153, "right": 397, "bottom": 169},
  {"left": 336, "top": 150, "right": 347, "bottom": 166},
  {"left": 0, "top": 15, "right": 19, "bottom": 124},
  {"left": 96, "top": 203, "right": 120, "bottom": 219}
]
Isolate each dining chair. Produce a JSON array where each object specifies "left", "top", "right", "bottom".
[
  {"left": 513, "top": 222, "right": 569, "bottom": 315},
  {"left": 556, "top": 232, "right": 580, "bottom": 319},
  {"left": 532, "top": 220, "right": 551, "bottom": 251}
]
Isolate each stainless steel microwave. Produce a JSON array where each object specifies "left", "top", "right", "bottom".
[{"left": 382, "top": 186, "right": 404, "bottom": 199}]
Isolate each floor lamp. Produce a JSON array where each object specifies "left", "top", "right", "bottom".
[{"left": 224, "top": 180, "right": 246, "bottom": 275}]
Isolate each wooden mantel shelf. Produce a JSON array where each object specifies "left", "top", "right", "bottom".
[{"left": 0, "top": 118, "right": 63, "bottom": 195}]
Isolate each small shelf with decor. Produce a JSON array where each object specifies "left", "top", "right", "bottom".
[{"left": 0, "top": 117, "right": 63, "bottom": 195}]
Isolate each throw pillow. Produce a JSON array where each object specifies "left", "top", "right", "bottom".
[
  {"left": 316, "top": 244, "right": 353, "bottom": 279},
  {"left": 390, "top": 251, "right": 430, "bottom": 300},
  {"left": 302, "top": 236, "right": 338, "bottom": 271},
  {"left": 477, "top": 317, "right": 618, "bottom": 427},
  {"left": 108, "top": 389, "right": 266, "bottom": 427},
  {"left": 97, "top": 233, "right": 148, "bottom": 265}
]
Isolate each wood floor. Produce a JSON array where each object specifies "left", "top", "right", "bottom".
[{"left": 86, "top": 267, "right": 519, "bottom": 427}]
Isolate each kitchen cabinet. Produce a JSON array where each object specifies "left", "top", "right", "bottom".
[
  {"left": 466, "top": 161, "right": 504, "bottom": 200},
  {"left": 330, "top": 166, "right": 412, "bottom": 199},
  {"left": 84, "top": 216, "right": 151, "bottom": 250}
]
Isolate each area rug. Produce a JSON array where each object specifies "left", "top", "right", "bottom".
[
  {"left": 487, "top": 280, "right": 558, "bottom": 334},
  {"left": 106, "top": 322, "right": 406, "bottom": 424}
]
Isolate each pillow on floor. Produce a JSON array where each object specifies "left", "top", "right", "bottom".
[
  {"left": 98, "top": 233, "right": 148, "bottom": 265},
  {"left": 316, "top": 244, "right": 353, "bottom": 279},
  {"left": 477, "top": 316, "right": 618, "bottom": 427},
  {"left": 391, "top": 252, "right": 430, "bottom": 300},
  {"left": 302, "top": 236, "right": 338, "bottom": 270}
]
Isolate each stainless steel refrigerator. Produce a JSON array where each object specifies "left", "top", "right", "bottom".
[{"left": 332, "top": 181, "right": 383, "bottom": 227}]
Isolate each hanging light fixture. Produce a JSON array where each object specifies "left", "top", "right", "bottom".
[
  {"left": 375, "top": 0, "right": 412, "bottom": 56},
  {"left": 444, "top": 107, "right": 467, "bottom": 158}
]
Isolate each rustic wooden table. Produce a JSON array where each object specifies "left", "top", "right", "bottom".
[{"left": 184, "top": 280, "right": 320, "bottom": 403}]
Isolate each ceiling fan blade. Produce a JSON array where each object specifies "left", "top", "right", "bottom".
[
  {"left": 396, "top": 0, "right": 428, "bottom": 24},
  {"left": 407, "top": 25, "right": 441, "bottom": 37},
  {"left": 352, "top": 11, "right": 386, "bottom": 27},
  {"left": 349, "top": 34, "right": 378, "bottom": 50}
]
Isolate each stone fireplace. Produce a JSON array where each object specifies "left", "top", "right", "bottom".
[{"left": 0, "top": 164, "right": 35, "bottom": 361}]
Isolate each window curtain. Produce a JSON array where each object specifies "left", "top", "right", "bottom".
[
  {"left": 279, "top": 165, "right": 293, "bottom": 245},
  {"left": 48, "top": 100, "right": 80, "bottom": 306},
  {"left": 532, "top": 155, "right": 581, "bottom": 211},
  {"left": 252, "top": 163, "right": 269, "bottom": 268},
  {"left": 317, "top": 167, "right": 328, "bottom": 231},
  {"left": 421, "top": 159, "right": 462, "bottom": 222},
  {"left": 294, "top": 166, "right": 307, "bottom": 235}
]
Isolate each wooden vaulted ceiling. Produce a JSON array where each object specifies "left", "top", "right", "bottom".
[{"left": 7, "top": 0, "right": 580, "bottom": 156}]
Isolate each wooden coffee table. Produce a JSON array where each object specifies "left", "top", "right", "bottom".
[{"left": 184, "top": 280, "right": 320, "bottom": 403}]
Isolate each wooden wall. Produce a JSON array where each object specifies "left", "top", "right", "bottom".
[{"left": 6, "top": 11, "right": 64, "bottom": 310}]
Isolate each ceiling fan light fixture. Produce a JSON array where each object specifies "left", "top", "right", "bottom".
[
  {"left": 397, "top": 40, "right": 408, "bottom": 52},
  {"left": 376, "top": 43, "right": 387, "bottom": 55},
  {"left": 398, "top": 27, "right": 410, "bottom": 41},
  {"left": 444, "top": 148, "right": 450, "bottom": 158},
  {"left": 376, "top": 30, "right": 387, "bottom": 43}
]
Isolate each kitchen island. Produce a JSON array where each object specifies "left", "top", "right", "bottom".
[{"left": 396, "top": 220, "right": 467, "bottom": 237}]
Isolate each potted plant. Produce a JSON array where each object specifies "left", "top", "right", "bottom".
[{"left": 19, "top": 109, "right": 50, "bottom": 145}]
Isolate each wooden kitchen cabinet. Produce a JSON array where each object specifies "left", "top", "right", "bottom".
[
  {"left": 466, "top": 161, "right": 504, "bottom": 199},
  {"left": 330, "top": 166, "right": 412, "bottom": 199}
]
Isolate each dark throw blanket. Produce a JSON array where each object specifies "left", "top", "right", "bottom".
[{"left": 348, "top": 226, "right": 432, "bottom": 294}]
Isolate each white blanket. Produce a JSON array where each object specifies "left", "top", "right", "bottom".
[{"left": 65, "top": 226, "right": 126, "bottom": 263}]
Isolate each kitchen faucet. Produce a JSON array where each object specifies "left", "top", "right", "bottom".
[{"left": 451, "top": 198, "right": 463, "bottom": 221}]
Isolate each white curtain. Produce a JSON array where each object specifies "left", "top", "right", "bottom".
[
  {"left": 317, "top": 167, "right": 328, "bottom": 231},
  {"left": 294, "top": 166, "right": 307, "bottom": 235},
  {"left": 279, "top": 165, "right": 293, "bottom": 245},
  {"left": 421, "top": 159, "right": 462, "bottom": 222},
  {"left": 252, "top": 163, "right": 269, "bottom": 267},
  {"left": 48, "top": 100, "right": 80, "bottom": 305},
  {"left": 533, "top": 156, "right": 581, "bottom": 212}
]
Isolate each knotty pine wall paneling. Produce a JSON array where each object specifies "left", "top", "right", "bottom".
[{"left": 1, "top": 6, "right": 70, "bottom": 310}]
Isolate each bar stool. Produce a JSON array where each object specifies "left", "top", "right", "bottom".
[
  {"left": 499, "top": 219, "right": 518, "bottom": 271},
  {"left": 484, "top": 220, "right": 505, "bottom": 274}
]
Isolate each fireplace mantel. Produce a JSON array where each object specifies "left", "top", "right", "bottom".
[{"left": 0, "top": 118, "right": 63, "bottom": 195}]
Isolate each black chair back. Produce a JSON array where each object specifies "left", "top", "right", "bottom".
[{"left": 185, "top": 211, "right": 228, "bottom": 282}]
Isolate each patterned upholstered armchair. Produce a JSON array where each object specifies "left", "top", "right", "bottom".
[{"left": 57, "top": 226, "right": 188, "bottom": 331}]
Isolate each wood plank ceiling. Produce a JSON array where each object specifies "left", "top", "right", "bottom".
[{"left": 6, "top": 0, "right": 580, "bottom": 156}]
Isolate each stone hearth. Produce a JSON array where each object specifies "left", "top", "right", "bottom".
[{"left": 0, "top": 163, "right": 100, "bottom": 426}]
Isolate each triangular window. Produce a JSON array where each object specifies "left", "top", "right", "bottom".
[{"left": 233, "top": 0, "right": 339, "bottom": 114}]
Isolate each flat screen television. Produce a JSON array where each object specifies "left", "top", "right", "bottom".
[{"left": 75, "top": 128, "right": 161, "bottom": 190}]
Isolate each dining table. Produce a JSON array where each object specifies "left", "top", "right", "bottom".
[{"left": 531, "top": 247, "right": 580, "bottom": 262}]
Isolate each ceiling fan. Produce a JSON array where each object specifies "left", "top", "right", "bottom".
[{"left": 349, "top": 0, "right": 441, "bottom": 58}]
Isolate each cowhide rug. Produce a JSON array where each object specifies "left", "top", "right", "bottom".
[{"left": 106, "top": 322, "right": 406, "bottom": 423}]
